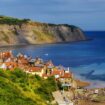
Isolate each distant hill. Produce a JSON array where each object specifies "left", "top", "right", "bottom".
[{"left": 0, "top": 16, "right": 86, "bottom": 46}]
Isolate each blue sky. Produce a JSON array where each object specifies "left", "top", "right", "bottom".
[{"left": 0, "top": 0, "right": 105, "bottom": 30}]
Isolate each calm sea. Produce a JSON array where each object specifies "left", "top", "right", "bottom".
[{"left": 1, "top": 31, "right": 105, "bottom": 88}]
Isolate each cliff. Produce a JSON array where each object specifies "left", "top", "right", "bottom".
[{"left": 0, "top": 16, "right": 86, "bottom": 46}]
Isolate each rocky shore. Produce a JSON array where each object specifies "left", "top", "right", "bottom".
[{"left": 76, "top": 88, "right": 105, "bottom": 105}]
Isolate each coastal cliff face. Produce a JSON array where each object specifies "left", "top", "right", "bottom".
[{"left": 0, "top": 17, "right": 86, "bottom": 46}]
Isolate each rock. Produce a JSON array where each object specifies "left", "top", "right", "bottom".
[{"left": 0, "top": 17, "right": 86, "bottom": 46}]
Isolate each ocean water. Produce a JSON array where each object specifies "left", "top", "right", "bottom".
[{"left": 1, "top": 31, "right": 105, "bottom": 88}]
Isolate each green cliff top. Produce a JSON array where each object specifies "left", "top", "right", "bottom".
[
  {"left": 0, "top": 15, "right": 77, "bottom": 29},
  {"left": 0, "top": 15, "right": 30, "bottom": 25}
]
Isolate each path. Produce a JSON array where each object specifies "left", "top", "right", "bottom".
[{"left": 52, "top": 91, "right": 74, "bottom": 105}]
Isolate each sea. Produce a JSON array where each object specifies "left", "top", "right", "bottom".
[{"left": 1, "top": 31, "right": 105, "bottom": 88}]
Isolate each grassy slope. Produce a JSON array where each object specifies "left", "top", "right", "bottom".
[
  {"left": 0, "top": 15, "right": 29, "bottom": 25},
  {"left": 0, "top": 68, "right": 57, "bottom": 105}
]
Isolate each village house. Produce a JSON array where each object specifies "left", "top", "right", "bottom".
[
  {"left": 44, "top": 60, "right": 54, "bottom": 75},
  {"left": 18, "top": 58, "right": 29, "bottom": 65},
  {"left": 27, "top": 66, "right": 45, "bottom": 76},
  {"left": 34, "top": 57, "right": 43, "bottom": 65},
  {"left": 45, "top": 60, "right": 54, "bottom": 67},
  {"left": 51, "top": 69, "right": 64, "bottom": 79},
  {"left": 0, "top": 63, "right": 7, "bottom": 70},
  {"left": 6, "top": 62, "right": 18, "bottom": 70},
  {"left": 0, "top": 51, "right": 16, "bottom": 70},
  {"left": 42, "top": 66, "right": 75, "bottom": 88},
  {"left": 60, "top": 72, "right": 73, "bottom": 83},
  {"left": 0, "top": 51, "right": 13, "bottom": 60},
  {"left": 0, "top": 62, "right": 18, "bottom": 70}
]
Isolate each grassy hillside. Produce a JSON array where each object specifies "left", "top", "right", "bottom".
[
  {"left": 0, "top": 68, "right": 57, "bottom": 105},
  {"left": 0, "top": 15, "right": 30, "bottom": 25}
]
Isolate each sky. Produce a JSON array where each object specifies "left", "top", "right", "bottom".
[{"left": 0, "top": 0, "right": 105, "bottom": 30}]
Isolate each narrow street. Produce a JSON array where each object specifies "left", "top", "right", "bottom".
[{"left": 52, "top": 91, "right": 74, "bottom": 105}]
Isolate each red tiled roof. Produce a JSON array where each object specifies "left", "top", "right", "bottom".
[
  {"left": 29, "top": 67, "right": 43, "bottom": 72},
  {"left": 51, "top": 69, "right": 64, "bottom": 77},
  {"left": 5, "top": 62, "right": 17, "bottom": 67},
  {"left": 5, "top": 62, "right": 18, "bottom": 70},
  {"left": 18, "top": 58, "right": 28, "bottom": 64},
  {"left": 61, "top": 72, "right": 72, "bottom": 78},
  {"left": 0, "top": 52, "right": 12, "bottom": 58}
]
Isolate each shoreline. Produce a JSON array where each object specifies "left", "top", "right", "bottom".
[{"left": 0, "top": 38, "right": 92, "bottom": 49}]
